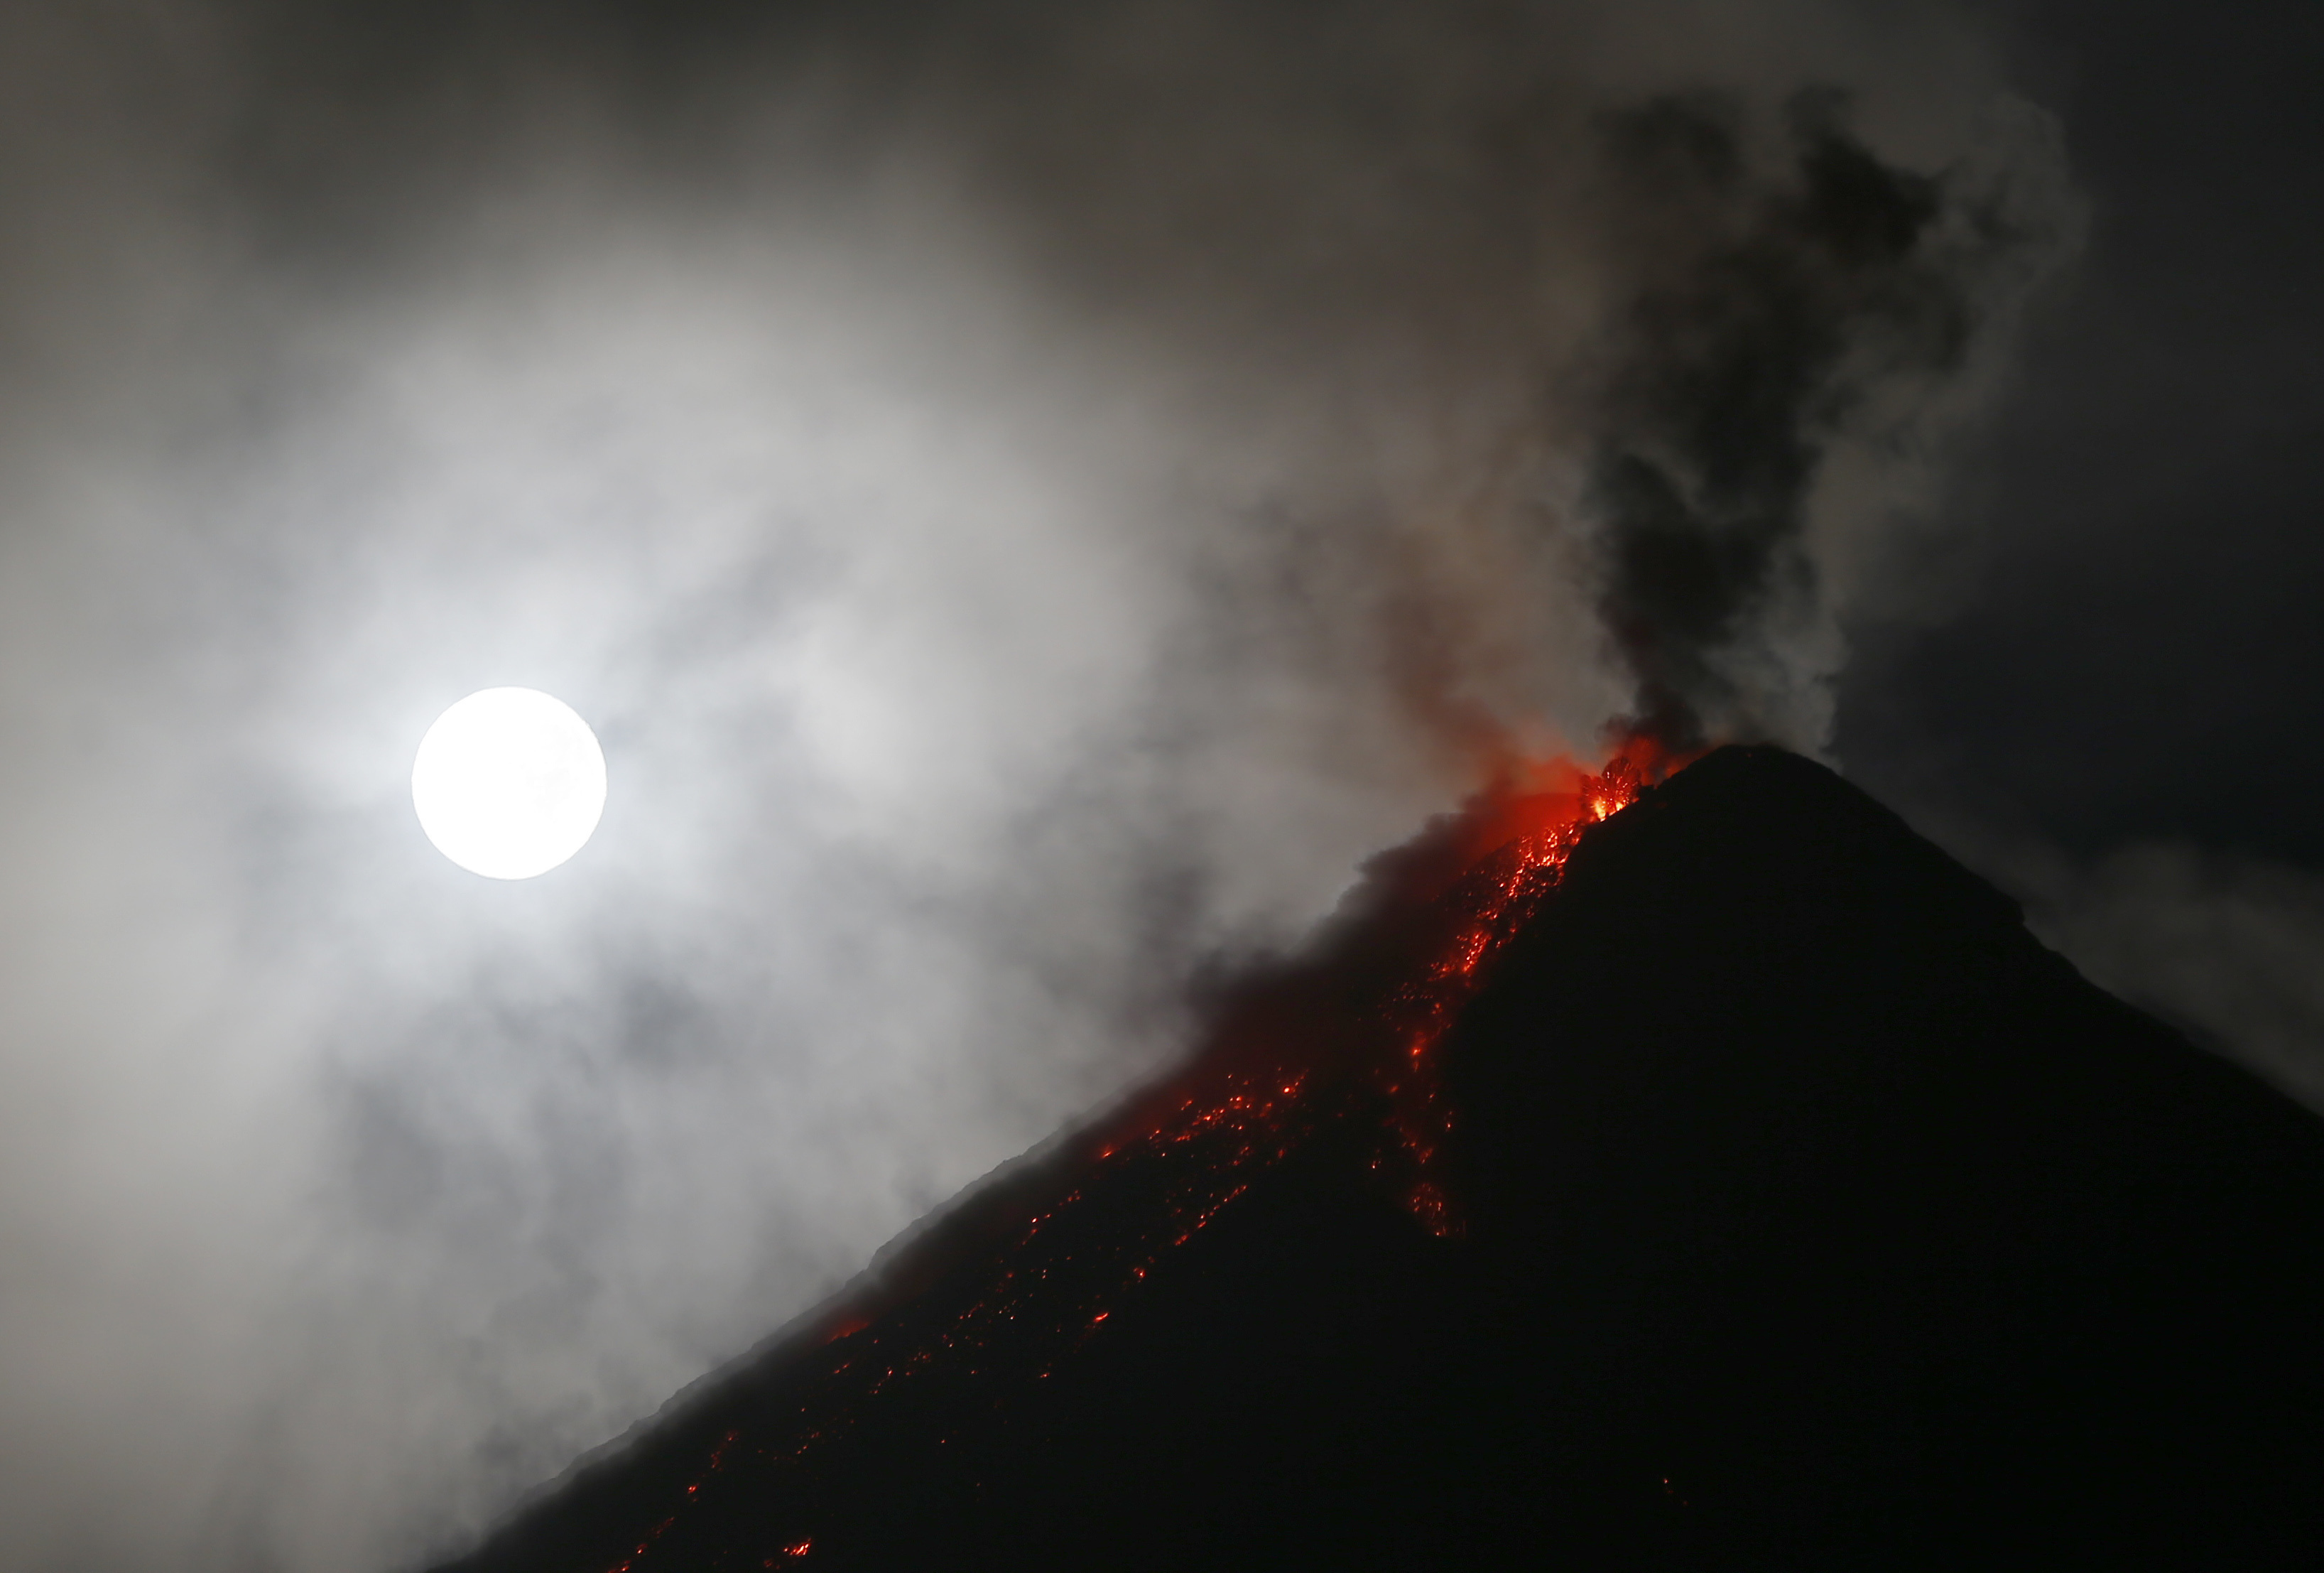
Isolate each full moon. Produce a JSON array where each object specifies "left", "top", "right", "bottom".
[{"left": 411, "top": 688, "right": 608, "bottom": 880}]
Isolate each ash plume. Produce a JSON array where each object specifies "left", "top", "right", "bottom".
[
  {"left": 0, "top": 4, "right": 2073, "bottom": 1570},
  {"left": 1580, "top": 90, "right": 2063, "bottom": 753}
]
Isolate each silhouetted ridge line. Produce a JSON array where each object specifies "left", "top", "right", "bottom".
[{"left": 432, "top": 746, "right": 2324, "bottom": 1573}]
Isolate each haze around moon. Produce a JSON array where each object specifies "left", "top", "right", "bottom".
[{"left": 411, "top": 688, "right": 608, "bottom": 880}]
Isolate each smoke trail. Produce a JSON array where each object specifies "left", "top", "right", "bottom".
[
  {"left": 1582, "top": 89, "right": 2069, "bottom": 752},
  {"left": 0, "top": 5, "right": 2073, "bottom": 1569}
]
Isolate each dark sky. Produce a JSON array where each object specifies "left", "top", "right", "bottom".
[
  {"left": 1830, "top": 1, "right": 2324, "bottom": 1123},
  {"left": 0, "top": 4, "right": 2317, "bottom": 1571},
  {"left": 1843, "top": 0, "right": 2324, "bottom": 866}
]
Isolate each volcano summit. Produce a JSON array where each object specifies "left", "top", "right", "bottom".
[{"left": 431, "top": 748, "right": 2324, "bottom": 1572}]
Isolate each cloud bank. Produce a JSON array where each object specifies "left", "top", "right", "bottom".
[{"left": 0, "top": 4, "right": 2069, "bottom": 1569}]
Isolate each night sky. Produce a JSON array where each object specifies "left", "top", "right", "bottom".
[
  {"left": 0, "top": 4, "right": 2315, "bottom": 1570},
  {"left": 1845, "top": 2, "right": 2324, "bottom": 866},
  {"left": 1837, "top": 0, "right": 2324, "bottom": 1104}
]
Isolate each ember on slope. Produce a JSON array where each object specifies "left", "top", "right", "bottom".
[
  {"left": 446, "top": 747, "right": 2324, "bottom": 1571},
  {"left": 596, "top": 752, "right": 1664, "bottom": 1569}
]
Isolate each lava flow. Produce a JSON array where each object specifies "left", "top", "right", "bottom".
[{"left": 596, "top": 752, "right": 1661, "bottom": 1570}]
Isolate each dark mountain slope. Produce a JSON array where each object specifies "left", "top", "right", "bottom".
[
  {"left": 1446, "top": 745, "right": 2324, "bottom": 1566},
  {"left": 432, "top": 746, "right": 2324, "bottom": 1572}
]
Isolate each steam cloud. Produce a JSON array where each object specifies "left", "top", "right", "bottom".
[
  {"left": 1585, "top": 90, "right": 2035, "bottom": 750},
  {"left": 0, "top": 4, "right": 2070, "bottom": 1570}
]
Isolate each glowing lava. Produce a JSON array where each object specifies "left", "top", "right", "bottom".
[{"left": 597, "top": 753, "right": 1662, "bottom": 1571}]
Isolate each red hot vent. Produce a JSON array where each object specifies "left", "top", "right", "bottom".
[{"left": 435, "top": 747, "right": 2324, "bottom": 1572}]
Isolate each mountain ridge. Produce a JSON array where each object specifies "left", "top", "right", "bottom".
[{"left": 431, "top": 745, "right": 2324, "bottom": 1572}]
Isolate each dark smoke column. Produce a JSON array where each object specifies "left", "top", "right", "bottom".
[{"left": 1582, "top": 92, "right": 2019, "bottom": 753}]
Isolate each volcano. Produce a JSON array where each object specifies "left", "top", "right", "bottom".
[{"left": 430, "top": 747, "right": 2324, "bottom": 1572}]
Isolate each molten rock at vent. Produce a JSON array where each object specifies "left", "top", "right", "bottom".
[{"left": 433, "top": 748, "right": 2324, "bottom": 1572}]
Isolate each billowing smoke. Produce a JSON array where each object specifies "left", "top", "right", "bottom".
[
  {"left": 0, "top": 4, "right": 2070, "bottom": 1571},
  {"left": 1581, "top": 89, "right": 2065, "bottom": 751}
]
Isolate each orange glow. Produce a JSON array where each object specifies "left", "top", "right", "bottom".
[{"left": 592, "top": 752, "right": 1670, "bottom": 1572}]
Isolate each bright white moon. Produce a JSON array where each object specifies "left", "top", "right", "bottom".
[{"left": 411, "top": 688, "right": 607, "bottom": 880}]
